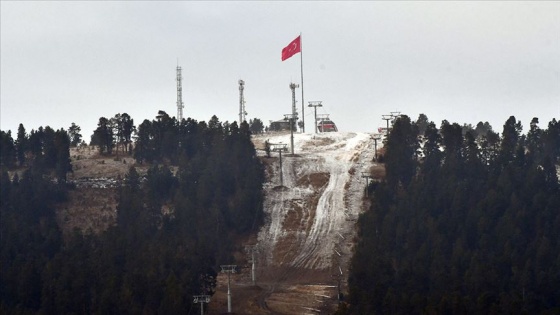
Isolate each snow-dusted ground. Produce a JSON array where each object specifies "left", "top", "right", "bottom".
[{"left": 256, "top": 132, "right": 375, "bottom": 270}]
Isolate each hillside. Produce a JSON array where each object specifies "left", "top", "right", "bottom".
[
  {"left": 4, "top": 114, "right": 558, "bottom": 314},
  {"left": 30, "top": 131, "right": 380, "bottom": 314},
  {"left": 208, "top": 132, "right": 381, "bottom": 314},
  {"left": 57, "top": 146, "right": 149, "bottom": 235}
]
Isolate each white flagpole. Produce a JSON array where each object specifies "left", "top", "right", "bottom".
[
  {"left": 300, "top": 32, "right": 305, "bottom": 133},
  {"left": 299, "top": 32, "right": 305, "bottom": 133}
]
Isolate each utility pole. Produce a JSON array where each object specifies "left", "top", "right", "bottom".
[
  {"left": 270, "top": 143, "right": 288, "bottom": 186},
  {"left": 193, "top": 295, "right": 210, "bottom": 315},
  {"left": 220, "top": 265, "right": 237, "bottom": 313},
  {"left": 371, "top": 134, "right": 381, "bottom": 161},
  {"left": 361, "top": 172, "right": 373, "bottom": 197},
  {"left": 238, "top": 80, "right": 247, "bottom": 125},
  {"left": 308, "top": 101, "right": 323, "bottom": 134},
  {"left": 176, "top": 64, "right": 184, "bottom": 121}
]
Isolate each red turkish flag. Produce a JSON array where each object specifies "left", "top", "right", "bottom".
[{"left": 281, "top": 36, "right": 301, "bottom": 61}]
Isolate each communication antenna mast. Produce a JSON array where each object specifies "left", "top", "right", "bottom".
[
  {"left": 289, "top": 83, "right": 299, "bottom": 121},
  {"left": 239, "top": 80, "right": 247, "bottom": 125},
  {"left": 176, "top": 64, "right": 184, "bottom": 121}
]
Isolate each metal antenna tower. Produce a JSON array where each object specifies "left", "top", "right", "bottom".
[
  {"left": 284, "top": 82, "right": 299, "bottom": 155},
  {"left": 193, "top": 295, "right": 210, "bottom": 315},
  {"left": 289, "top": 82, "right": 299, "bottom": 123},
  {"left": 220, "top": 265, "right": 237, "bottom": 313},
  {"left": 176, "top": 65, "right": 184, "bottom": 121},
  {"left": 238, "top": 80, "right": 246, "bottom": 125}
]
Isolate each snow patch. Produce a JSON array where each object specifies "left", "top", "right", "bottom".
[{"left": 256, "top": 132, "right": 376, "bottom": 270}]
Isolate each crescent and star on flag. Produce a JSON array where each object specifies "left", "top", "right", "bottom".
[{"left": 281, "top": 35, "right": 301, "bottom": 61}]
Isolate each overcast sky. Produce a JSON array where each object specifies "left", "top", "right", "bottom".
[{"left": 1, "top": 1, "right": 559, "bottom": 138}]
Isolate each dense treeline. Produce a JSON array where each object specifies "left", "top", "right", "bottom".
[
  {"left": 344, "top": 116, "right": 560, "bottom": 314},
  {"left": 90, "top": 113, "right": 135, "bottom": 156},
  {"left": 0, "top": 124, "right": 72, "bottom": 181},
  {"left": 131, "top": 112, "right": 265, "bottom": 233},
  {"left": 1, "top": 114, "right": 264, "bottom": 313},
  {"left": 0, "top": 168, "right": 67, "bottom": 314}
]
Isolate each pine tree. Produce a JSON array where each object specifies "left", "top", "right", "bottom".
[
  {"left": 16, "top": 123, "right": 27, "bottom": 167},
  {"left": 68, "top": 122, "right": 82, "bottom": 147},
  {"left": 384, "top": 115, "right": 419, "bottom": 189},
  {"left": 54, "top": 128, "right": 72, "bottom": 182},
  {"left": 91, "top": 117, "right": 114, "bottom": 154},
  {"left": 0, "top": 130, "right": 15, "bottom": 168}
]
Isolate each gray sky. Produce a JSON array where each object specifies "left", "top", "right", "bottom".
[{"left": 1, "top": 1, "right": 559, "bottom": 139}]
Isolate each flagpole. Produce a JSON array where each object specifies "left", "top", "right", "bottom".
[{"left": 300, "top": 32, "right": 305, "bottom": 133}]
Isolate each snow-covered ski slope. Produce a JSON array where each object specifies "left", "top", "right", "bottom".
[{"left": 256, "top": 132, "right": 375, "bottom": 271}]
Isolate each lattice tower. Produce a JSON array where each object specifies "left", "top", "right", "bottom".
[{"left": 176, "top": 66, "right": 184, "bottom": 121}]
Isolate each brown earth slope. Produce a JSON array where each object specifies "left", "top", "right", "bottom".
[
  {"left": 58, "top": 146, "right": 148, "bottom": 236},
  {"left": 208, "top": 132, "right": 383, "bottom": 315}
]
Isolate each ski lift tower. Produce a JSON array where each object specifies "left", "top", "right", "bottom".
[
  {"left": 308, "top": 101, "right": 323, "bottom": 134},
  {"left": 361, "top": 172, "right": 374, "bottom": 197},
  {"left": 382, "top": 114, "right": 393, "bottom": 134},
  {"left": 238, "top": 79, "right": 247, "bottom": 125},
  {"left": 220, "top": 265, "right": 237, "bottom": 313},
  {"left": 270, "top": 143, "right": 288, "bottom": 186},
  {"left": 193, "top": 295, "right": 210, "bottom": 315},
  {"left": 371, "top": 134, "right": 382, "bottom": 161},
  {"left": 246, "top": 245, "right": 258, "bottom": 286},
  {"left": 284, "top": 114, "right": 297, "bottom": 155}
]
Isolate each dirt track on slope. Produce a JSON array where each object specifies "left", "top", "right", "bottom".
[{"left": 207, "top": 132, "right": 381, "bottom": 314}]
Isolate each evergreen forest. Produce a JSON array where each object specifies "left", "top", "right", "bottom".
[
  {"left": 0, "top": 114, "right": 264, "bottom": 314},
  {"left": 344, "top": 116, "right": 560, "bottom": 314},
  {"left": 3, "top": 112, "right": 559, "bottom": 314}
]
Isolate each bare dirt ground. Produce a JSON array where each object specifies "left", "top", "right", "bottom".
[
  {"left": 57, "top": 146, "right": 149, "bottom": 236},
  {"left": 208, "top": 132, "right": 384, "bottom": 315}
]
